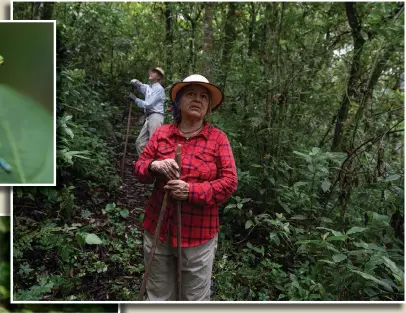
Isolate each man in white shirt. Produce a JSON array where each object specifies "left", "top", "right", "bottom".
[{"left": 129, "top": 67, "right": 165, "bottom": 156}]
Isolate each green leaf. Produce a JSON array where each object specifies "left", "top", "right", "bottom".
[
  {"left": 346, "top": 227, "right": 367, "bottom": 235},
  {"left": 316, "top": 227, "right": 343, "bottom": 237},
  {"left": 372, "top": 212, "right": 389, "bottom": 222},
  {"left": 321, "top": 180, "right": 331, "bottom": 192},
  {"left": 318, "top": 259, "right": 334, "bottom": 264},
  {"left": 382, "top": 256, "right": 404, "bottom": 281},
  {"left": 350, "top": 270, "right": 393, "bottom": 292},
  {"left": 294, "top": 182, "right": 308, "bottom": 188},
  {"left": 278, "top": 201, "right": 291, "bottom": 214},
  {"left": 385, "top": 174, "right": 400, "bottom": 181},
  {"left": 0, "top": 85, "right": 54, "bottom": 184},
  {"left": 311, "top": 147, "right": 320, "bottom": 155},
  {"left": 81, "top": 209, "right": 93, "bottom": 219},
  {"left": 296, "top": 239, "right": 323, "bottom": 245},
  {"left": 75, "top": 233, "right": 85, "bottom": 247},
  {"left": 105, "top": 203, "right": 116, "bottom": 212},
  {"left": 85, "top": 233, "right": 103, "bottom": 245},
  {"left": 120, "top": 209, "right": 129, "bottom": 218},
  {"left": 332, "top": 254, "right": 347, "bottom": 263},
  {"left": 269, "top": 231, "right": 280, "bottom": 246},
  {"left": 326, "top": 244, "right": 341, "bottom": 254},
  {"left": 360, "top": 30, "right": 369, "bottom": 40},
  {"left": 353, "top": 241, "right": 369, "bottom": 249},
  {"left": 326, "top": 235, "right": 347, "bottom": 242},
  {"left": 367, "top": 243, "right": 386, "bottom": 251},
  {"left": 245, "top": 219, "right": 254, "bottom": 229},
  {"left": 291, "top": 215, "right": 307, "bottom": 220},
  {"left": 293, "top": 151, "right": 309, "bottom": 158},
  {"left": 319, "top": 217, "right": 333, "bottom": 223},
  {"left": 246, "top": 241, "right": 264, "bottom": 255}
]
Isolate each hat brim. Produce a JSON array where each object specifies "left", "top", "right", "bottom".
[{"left": 170, "top": 81, "right": 224, "bottom": 111}]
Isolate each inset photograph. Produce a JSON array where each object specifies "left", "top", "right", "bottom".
[{"left": 0, "top": 21, "right": 55, "bottom": 186}]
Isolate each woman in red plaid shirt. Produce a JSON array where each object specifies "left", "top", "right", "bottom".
[{"left": 134, "top": 74, "right": 238, "bottom": 301}]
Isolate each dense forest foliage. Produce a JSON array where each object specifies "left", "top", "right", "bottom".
[
  {"left": 0, "top": 217, "right": 118, "bottom": 312},
  {"left": 12, "top": 2, "right": 404, "bottom": 301}
]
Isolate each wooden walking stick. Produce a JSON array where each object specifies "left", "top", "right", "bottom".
[
  {"left": 138, "top": 144, "right": 182, "bottom": 301},
  {"left": 120, "top": 99, "right": 133, "bottom": 178},
  {"left": 174, "top": 144, "right": 182, "bottom": 300}
]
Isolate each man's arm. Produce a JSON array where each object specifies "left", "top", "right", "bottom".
[
  {"left": 131, "top": 79, "right": 148, "bottom": 96},
  {"left": 135, "top": 88, "right": 164, "bottom": 110}
]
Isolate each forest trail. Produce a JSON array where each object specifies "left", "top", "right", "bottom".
[{"left": 114, "top": 110, "right": 150, "bottom": 228}]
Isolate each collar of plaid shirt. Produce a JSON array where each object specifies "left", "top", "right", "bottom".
[{"left": 134, "top": 122, "right": 238, "bottom": 247}]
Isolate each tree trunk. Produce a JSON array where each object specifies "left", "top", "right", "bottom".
[
  {"left": 31, "top": 2, "right": 41, "bottom": 19},
  {"left": 351, "top": 47, "right": 396, "bottom": 145},
  {"left": 164, "top": 3, "right": 173, "bottom": 76},
  {"left": 190, "top": 21, "right": 196, "bottom": 72},
  {"left": 248, "top": 3, "right": 256, "bottom": 57},
  {"left": 202, "top": 2, "right": 214, "bottom": 80},
  {"left": 219, "top": 2, "right": 237, "bottom": 89},
  {"left": 331, "top": 2, "right": 365, "bottom": 152},
  {"left": 350, "top": 6, "right": 404, "bottom": 145},
  {"left": 42, "top": 2, "right": 54, "bottom": 20}
]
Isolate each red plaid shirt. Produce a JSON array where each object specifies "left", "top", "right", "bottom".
[{"left": 134, "top": 121, "right": 238, "bottom": 247}]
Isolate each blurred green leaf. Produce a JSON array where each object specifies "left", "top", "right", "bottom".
[{"left": 0, "top": 85, "right": 53, "bottom": 184}]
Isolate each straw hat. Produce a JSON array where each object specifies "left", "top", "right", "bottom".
[
  {"left": 151, "top": 67, "right": 164, "bottom": 77},
  {"left": 169, "top": 74, "right": 224, "bottom": 110}
]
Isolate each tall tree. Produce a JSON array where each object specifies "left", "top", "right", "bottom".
[
  {"left": 202, "top": 2, "right": 214, "bottom": 80},
  {"left": 164, "top": 3, "right": 173, "bottom": 76},
  {"left": 331, "top": 2, "right": 366, "bottom": 152},
  {"left": 219, "top": 2, "right": 237, "bottom": 89}
]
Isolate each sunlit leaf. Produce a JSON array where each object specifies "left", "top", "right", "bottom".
[
  {"left": 245, "top": 219, "right": 254, "bottom": 229},
  {"left": 85, "top": 233, "right": 103, "bottom": 245},
  {"left": 332, "top": 254, "right": 347, "bottom": 263},
  {"left": 346, "top": 227, "right": 367, "bottom": 235}
]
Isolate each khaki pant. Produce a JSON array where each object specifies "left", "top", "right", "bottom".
[
  {"left": 135, "top": 113, "right": 164, "bottom": 156},
  {"left": 143, "top": 230, "right": 218, "bottom": 301}
]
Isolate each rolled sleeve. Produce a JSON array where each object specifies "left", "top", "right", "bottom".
[{"left": 136, "top": 83, "right": 148, "bottom": 96}]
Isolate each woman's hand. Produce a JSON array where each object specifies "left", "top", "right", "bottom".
[
  {"left": 150, "top": 159, "right": 179, "bottom": 180},
  {"left": 164, "top": 179, "right": 189, "bottom": 200}
]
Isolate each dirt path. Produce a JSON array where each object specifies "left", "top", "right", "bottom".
[{"left": 114, "top": 111, "right": 150, "bottom": 227}]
